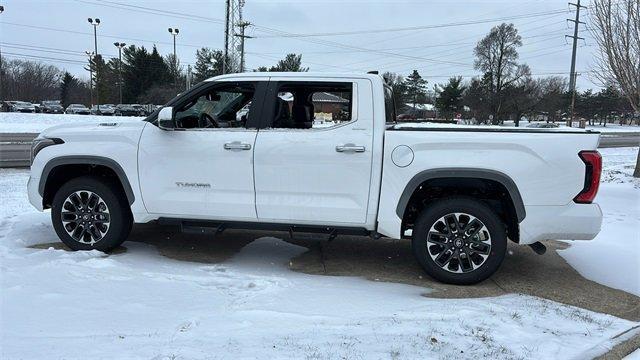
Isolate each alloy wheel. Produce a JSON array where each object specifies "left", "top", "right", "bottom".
[
  {"left": 426, "top": 212, "right": 492, "bottom": 273},
  {"left": 61, "top": 190, "right": 110, "bottom": 245}
]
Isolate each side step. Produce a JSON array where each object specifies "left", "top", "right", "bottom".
[
  {"left": 157, "top": 217, "right": 370, "bottom": 239},
  {"left": 528, "top": 241, "right": 547, "bottom": 255}
]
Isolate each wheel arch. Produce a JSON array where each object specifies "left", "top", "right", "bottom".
[
  {"left": 39, "top": 156, "right": 135, "bottom": 209},
  {"left": 396, "top": 168, "right": 525, "bottom": 242}
]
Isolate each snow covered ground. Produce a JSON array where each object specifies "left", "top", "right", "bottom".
[
  {"left": 0, "top": 148, "right": 638, "bottom": 359},
  {"left": 0, "top": 112, "right": 143, "bottom": 133},
  {"left": 559, "top": 147, "right": 640, "bottom": 296}
]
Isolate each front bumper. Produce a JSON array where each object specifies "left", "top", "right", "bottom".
[
  {"left": 519, "top": 202, "right": 603, "bottom": 244},
  {"left": 27, "top": 176, "right": 43, "bottom": 211}
]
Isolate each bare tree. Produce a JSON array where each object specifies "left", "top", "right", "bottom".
[
  {"left": 474, "top": 23, "right": 530, "bottom": 123},
  {"left": 590, "top": 0, "right": 640, "bottom": 177},
  {"left": 1, "top": 58, "right": 60, "bottom": 101}
]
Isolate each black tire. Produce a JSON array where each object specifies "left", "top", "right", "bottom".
[
  {"left": 51, "top": 176, "right": 132, "bottom": 252},
  {"left": 412, "top": 197, "right": 507, "bottom": 285}
]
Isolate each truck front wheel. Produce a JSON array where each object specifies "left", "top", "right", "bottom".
[
  {"left": 51, "top": 176, "right": 132, "bottom": 252},
  {"left": 412, "top": 198, "right": 507, "bottom": 285}
]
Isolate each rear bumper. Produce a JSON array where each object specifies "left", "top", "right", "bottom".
[{"left": 519, "top": 202, "right": 602, "bottom": 245}]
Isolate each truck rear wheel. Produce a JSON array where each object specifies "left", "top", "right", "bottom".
[
  {"left": 51, "top": 176, "right": 132, "bottom": 252},
  {"left": 412, "top": 198, "right": 507, "bottom": 285}
]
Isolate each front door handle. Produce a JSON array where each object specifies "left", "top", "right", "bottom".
[
  {"left": 224, "top": 141, "right": 252, "bottom": 150},
  {"left": 335, "top": 144, "right": 366, "bottom": 153}
]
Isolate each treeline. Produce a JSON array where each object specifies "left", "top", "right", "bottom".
[
  {"left": 385, "top": 23, "right": 637, "bottom": 126},
  {"left": 0, "top": 48, "right": 306, "bottom": 106}
]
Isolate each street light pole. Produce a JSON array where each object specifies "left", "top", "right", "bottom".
[
  {"left": 114, "top": 42, "right": 126, "bottom": 105},
  {"left": 0, "top": 6, "right": 5, "bottom": 100},
  {"left": 85, "top": 51, "right": 94, "bottom": 108},
  {"left": 168, "top": 28, "right": 179, "bottom": 90},
  {"left": 88, "top": 18, "right": 101, "bottom": 112}
]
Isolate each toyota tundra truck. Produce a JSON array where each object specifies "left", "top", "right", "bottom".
[{"left": 28, "top": 72, "right": 603, "bottom": 284}]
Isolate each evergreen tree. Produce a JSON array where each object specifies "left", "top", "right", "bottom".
[
  {"left": 89, "top": 54, "right": 118, "bottom": 105},
  {"left": 435, "top": 77, "right": 466, "bottom": 120},
  {"left": 121, "top": 45, "right": 171, "bottom": 103},
  {"left": 404, "top": 70, "right": 427, "bottom": 107},
  {"left": 254, "top": 54, "right": 308, "bottom": 72},
  {"left": 193, "top": 47, "right": 225, "bottom": 82},
  {"left": 59, "top": 71, "right": 88, "bottom": 107},
  {"left": 164, "top": 53, "right": 184, "bottom": 91}
]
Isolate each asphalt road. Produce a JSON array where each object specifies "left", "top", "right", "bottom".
[{"left": 1, "top": 131, "right": 638, "bottom": 168}]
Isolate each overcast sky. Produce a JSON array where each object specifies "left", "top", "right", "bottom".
[{"left": 1, "top": 0, "right": 599, "bottom": 90}]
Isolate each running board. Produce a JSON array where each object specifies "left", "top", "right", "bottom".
[{"left": 157, "top": 218, "right": 370, "bottom": 238}]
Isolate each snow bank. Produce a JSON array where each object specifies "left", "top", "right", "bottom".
[
  {"left": 559, "top": 147, "right": 640, "bottom": 296},
  {"left": 0, "top": 112, "right": 143, "bottom": 133}
]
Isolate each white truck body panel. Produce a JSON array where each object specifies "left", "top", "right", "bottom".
[{"left": 377, "top": 129, "right": 602, "bottom": 243}]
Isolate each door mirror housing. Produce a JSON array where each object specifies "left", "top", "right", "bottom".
[{"left": 158, "top": 106, "right": 175, "bottom": 129}]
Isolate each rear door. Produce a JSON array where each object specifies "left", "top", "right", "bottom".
[{"left": 253, "top": 78, "right": 375, "bottom": 225}]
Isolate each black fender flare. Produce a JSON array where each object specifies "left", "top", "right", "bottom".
[
  {"left": 395, "top": 168, "right": 526, "bottom": 222},
  {"left": 38, "top": 155, "right": 135, "bottom": 205}
]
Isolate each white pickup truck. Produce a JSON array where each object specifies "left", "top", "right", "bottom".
[{"left": 28, "top": 72, "right": 603, "bottom": 284}]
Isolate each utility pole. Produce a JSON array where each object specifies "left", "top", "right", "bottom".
[
  {"left": 114, "top": 42, "right": 126, "bottom": 104},
  {"left": 223, "top": 0, "right": 245, "bottom": 74},
  {"left": 88, "top": 18, "right": 100, "bottom": 112},
  {"left": 0, "top": 5, "right": 5, "bottom": 100},
  {"left": 168, "top": 28, "right": 180, "bottom": 90},
  {"left": 223, "top": 0, "right": 230, "bottom": 74},
  {"left": 84, "top": 51, "right": 94, "bottom": 108},
  {"left": 234, "top": 21, "right": 252, "bottom": 73},
  {"left": 186, "top": 64, "right": 192, "bottom": 90},
  {"left": 566, "top": 0, "right": 586, "bottom": 128}
]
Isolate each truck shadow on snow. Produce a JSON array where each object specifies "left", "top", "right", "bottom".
[{"left": 31, "top": 222, "right": 639, "bottom": 322}]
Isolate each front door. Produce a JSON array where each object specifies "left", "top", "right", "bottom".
[
  {"left": 138, "top": 81, "right": 265, "bottom": 220},
  {"left": 253, "top": 79, "right": 374, "bottom": 225}
]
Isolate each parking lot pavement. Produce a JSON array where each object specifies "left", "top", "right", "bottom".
[{"left": 97, "top": 224, "right": 638, "bottom": 322}]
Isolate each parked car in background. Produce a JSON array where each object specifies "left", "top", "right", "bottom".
[
  {"left": 91, "top": 104, "right": 116, "bottom": 116},
  {"left": 115, "top": 104, "right": 141, "bottom": 116},
  {"left": 65, "top": 104, "right": 90, "bottom": 115},
  {"left": 41, "top": 101, "right": 64, "bottom": 114},
  {"left": 397, "top": 113, "right": 417, "bottom": 121},
  {"left": 1, "top": 101, "right": 15, "bottom": 112},
  {"left": 12, "top": 101, "right": 37, "bottom": 113},
  {"left": 131, "top": 104, "right": 149, "bottom": 116}
]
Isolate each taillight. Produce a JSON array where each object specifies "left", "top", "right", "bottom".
[{"left": 574, "top": 150, "right": 602, "bottom": 204}]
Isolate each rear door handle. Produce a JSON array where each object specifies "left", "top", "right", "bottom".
[
  {"left": 335, "top": 144, "right": 366, "bottom": 153},
  {"left": 224, "top": 141, "right": 252, "bottom": 150}
]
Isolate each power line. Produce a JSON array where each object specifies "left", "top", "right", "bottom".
[
  {"left": 0, "top": 21, "right": 205, "bottom": 49},
  {"left": 253, "top": 9, "right": 570, "bottom": 38}
]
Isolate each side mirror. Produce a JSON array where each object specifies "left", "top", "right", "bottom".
[{"left": 158, "top": 106, "right": 175, "bottom": 129}]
